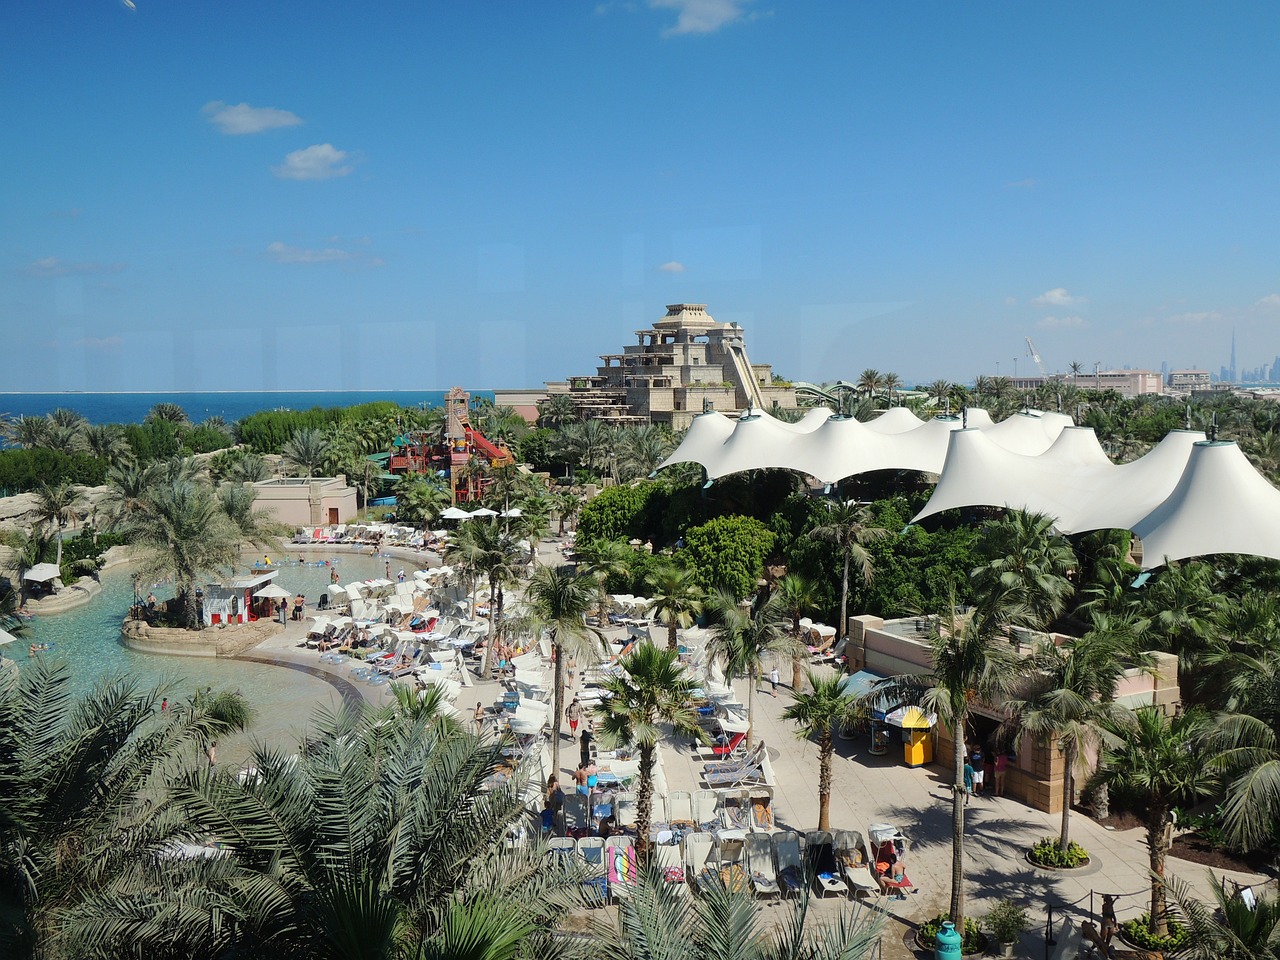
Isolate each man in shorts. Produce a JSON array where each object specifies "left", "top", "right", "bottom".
[{"left": 970, "top": 750, "right": 985, "bottom": 795}]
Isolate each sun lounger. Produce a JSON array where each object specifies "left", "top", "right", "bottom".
[
  {"left": 564, "top": 793, "right": 589, "bottom": 838},
  {"left": 711, "top": 833, "right": 751, "bottom": 894},
  {"left": 702, "top": 742, "right": 764, "bottom": 775},
  {"left": 653, "top": 841, "right": 690, "bottom": 898},
  {"left": 547, "top": 837, "right": 576, "bottom": 857},
  {"left": 833, "top": 829, "right": 877, "bottom": 898},
  {"left": 720, "top": 789, "right": 751, "bottom": 831},
  {"left": 605, "top": 835, "right": 638, "bottom": 902},
  {"left": 703, "top": 759, "right": 767, "bottom": 788},
  {"left": 806, "top": 830, "right": 849, "bottom": 898},
  {"left": 615, "top": 791, "right": 637, "bottom": 832},
  {"left": 694, "top": 729, "right": 747, "bottom": 761},
  {"left": 683, "top": 832, "right": 716, "bottom": 894},
  {"left": 693, "top": 789, "right": 720, "bottom": 831},
  {"left": 749, "top": 787, "right": 777, "bottom": 833},
  {"left": 746, "top": 832, "right": 781, "bottom": 899},
  {"left": 576, "top": 836, "right": 608, "bottom": 904},
  {"left": 667, "top": 790, "right": 694, "bottom": 828},
  {"left": 773, "top": 831, "right": 805, "bottom": 899}
]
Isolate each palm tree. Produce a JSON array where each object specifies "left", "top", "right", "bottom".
[
  {"left": 216, "top": 481, "right": 283, "bottom": 548},
  {"left": 784, "top": 670, "right": 867, "bottom": 832},
  {"left": 856, "top": 369, "right": 883, "bottom": 400},
  {"left": 230, "top": 451, "right": 271, "bottom": 483},
  {"left": 0, "top": 528, "right": 55, "bottom": 604},
  {"left": 281, "top": 427, "right": 333, "bottom": 478},
  {"left": 520, "top": 564, "right": 603, "bottom": 774},
  {"left": 595, "top": 643, "right": 705, "bottom": 863},
  {"left": 882, "top": 372, "right": 903, "bottom": 406},
  {"left": 2, "top": 414, "right": 51, "bottom": 449},
  {"left": 577, "top": 537, "right": 634, "bottom": 622},
  {"left": 145, "top": 401, "right": 189, "bottom": 425},
  {"left": 774, "top": 573, "right": 819, "bottom": 691},
  {"left": 869, "top": 593, "right": 1024, "bottom": 936},
  {"left": 100, "top": 460, "right": 162, "bottom": 530},
  {"left": 108, "top": 698, "right": 586, "bottom": 960},
  {"left": 926, "top": 378, "right": 952, "bottom": 408},
  {"left": 644, "top": 561, "right": 703, "bottom": 651},
  {"left": 1001, "top": 622, "right": 1143, "bottom": 849},
  {"left": 970, "top": 510, "right": 1074, "bottom": 627},
  {"left": 124, "top": 479, "right": 243, "bottom": 629},
  {"left": 0, "top": 659, "right": 250, "bottom": 960},
  {"left": 807, "top": 501, "right": 888, "bottom": 643},
  {"left": 550, "top": 490, "right": 581, "bottom": 536},
  {"left": 558, "top": 419, "right": 615, "bottom": 477},
  {"left": 1165, "top": 871, "right": 1280, "bottom": 960},
  {"left": 451, "top": 520, "right": 525, "bottom": 678},
  {"left": 602, "top": 869, "right": 884, "bottom": 960},
  {"left": 1136, "top": 561, "right": 1226, "bottom": 671},
  {"left": 32, "top": 479, "right": 86, "bottom": 569},
  {"left": 615, "top": 425, "right": 676, "bottom": 482},
  {"left": 1094, "top": 707, "right": 1216, "bottom": 939},
  {"left": 707, "top": 591, "right": 798, "bottom": 748},
  {"left": 537, "top": 393, "right": 579, "bottom": 430},
  {"left": 396, "top": 475, "right": 451, "bottom": 529},
  {"left": 82, "top": 423, "right": 131, "bottom": 464}
]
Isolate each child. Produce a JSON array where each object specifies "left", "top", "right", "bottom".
[{"left": 963, "top": 758, "right": 975, "bottom": 800}]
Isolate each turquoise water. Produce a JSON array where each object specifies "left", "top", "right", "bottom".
[{"left": 8, "top": 552, "right": 398, "bottom": 763}]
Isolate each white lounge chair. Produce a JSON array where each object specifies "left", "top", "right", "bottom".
[
  {"left": 746, "top": 832, "right": 781, "bottom": 899},
  {"left": 684, "top": 832, "right": 716, "bottom": 894}
]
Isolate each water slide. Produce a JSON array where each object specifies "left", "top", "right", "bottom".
[
  {"left": 726, "top": 340, "right": 768, "bottom": 410},
  {"left": 470, "top": 430, "right": 513, "bottom": 465}
]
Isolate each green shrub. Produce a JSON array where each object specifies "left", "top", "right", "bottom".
[
  {"left": 1028, "top": 837, "right": 1090, "bottom": 868},
  {"left": 983, "top": 900, "right": 1031, "bottom": 944},
  {"left": 0, "top": 449, "right": 107, "bottom": 495},
  {"left": 916, "top": 914, "right": 984, "bottom": 953},
  {"left": 1120, "top": 915, "right": 1189, "bottom": 952},
  {"left": 577, "top": 484, "right": 653, "bottom": 543},
  {"left": 677, "top": 515, "right": 774, "bottom": 600}
]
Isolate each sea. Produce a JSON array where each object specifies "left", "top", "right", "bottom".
[{"left": 0, "top": 391, "right": 497, "bottom": 426}]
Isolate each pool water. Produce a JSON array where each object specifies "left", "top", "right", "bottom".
[{"left": 7, "top": 552, "right": 401, "bottom": 765}]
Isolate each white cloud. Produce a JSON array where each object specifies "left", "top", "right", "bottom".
[
  {"left": 651, "top": 0, "right": 754, "bottom": 36},
  {"left": 23, "top": 256, "right": 125, "bottom": 278},
  {"left": 203, "top": 100, "right": 303, "bottom": 135},
  {"left": 272, "top": 143, "right": 354, "bottom": 181},
  {"left": 1032, "top": 287, "right": 1083, "bottom": 307},
  {"left": 658, "top": 260, "right": 686, "bottom": 273},
  {"left": 1037, "top": 315, "right": 1088, "bottom": 329},
  {"left": 266, "top": 241, "right": 353, "bottom": 264},
  {"left": 1257, "top": 293, "right": 1280, "bottom": 309}
]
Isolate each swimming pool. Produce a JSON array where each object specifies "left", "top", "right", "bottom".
[{"left": 8, "top": 552, "right": 406, "bottom": 764}]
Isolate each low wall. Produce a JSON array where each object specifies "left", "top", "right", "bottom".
[
  {"left": 122, "top": 618, "right": 283, "bottom": 658},
  {"left": 22, "top": 577, "right": 103, "bottom": 616}
]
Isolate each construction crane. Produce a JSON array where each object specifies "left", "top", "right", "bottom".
[{"left": 1025, "top": 337, "right": 1048, "bottom": 377}]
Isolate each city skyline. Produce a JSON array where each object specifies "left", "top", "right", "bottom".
[{"left": 4, "top": 2, "right": 1280, "bottom": 392}]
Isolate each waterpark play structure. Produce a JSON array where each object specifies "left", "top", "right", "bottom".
[{"left": 388, "top": 386, "right": 514, "bottom": 503}]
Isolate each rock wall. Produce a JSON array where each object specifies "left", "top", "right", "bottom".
[{"left": 121, "top": 618, "right": 283, "bottom": 658}]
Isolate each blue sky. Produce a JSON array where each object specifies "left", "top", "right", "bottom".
[{"left": 4, "top": 1, "right": 1279, "bottom": 392}]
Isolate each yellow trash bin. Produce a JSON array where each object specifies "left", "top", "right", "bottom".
[{"left": 903, "top": 729, "right": 932, "bottom": 767}]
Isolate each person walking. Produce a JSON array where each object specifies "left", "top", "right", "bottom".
[
  {"left": 970, "top": 749, "right": 986, "bottom": 795},
  {"left": 277, "top": 600, "right": 288, "bottom": 625},
  {"left": 1099, "top": 894, "right": 1119, "bottom": 958},
  {"left": 963, "top": 757, "right": 975, "bottom": 801},
  {"left": 769, "top": 665, "right": 780, "bottom": 697},
  {"left": 160, "top": 697, "right": 168, "bottom": 713},
  {"left": 206, "top": 740, "right": 218, "bottom": 767},
  {"left": 566, "top": 697, "right": 582, "bottom": 738},
  {"left": 473, "top": 701, "right": 486, "bottom": 736},
  {"left": 993, "top": 752, "right": 1009, "bottom": 797}
]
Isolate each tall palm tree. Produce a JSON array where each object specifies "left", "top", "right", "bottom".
[
  {"left": 396, "top": 475, "right": 451, "bottom": 529},
  {"left": 645, "top": 561, "right": 704, "bottom": 651},
  {"left": 707, "top": 591, "right": 798, "bottom": 748},
  {"left": 926, "top": 378, "right": 952, "bottom": 408},
  {"left": 100, "top": 460, "right": 162, "bottom": 530},
  {"left": 520, "top": 564, "right": 603, "bottom": 774},
  {"left": 784, "top": 670, "right": 867, "bottom": 832},
  {"left": 216, "top": 481, "right": 283, "bottom": 549},
  {"left": 32, "top": 479, "right": 86, "bottom": 569},
  {"left": 1165, "top": 871, "right": 1280, "bottom": 960},
  {"left": 2, "top": 415, "right": 52, "bottom": 449},
  {"left": 970, "top": 510, "right": 1075, "bottom": 626},
  {"left": 282, "top": 427, "right": 333, "bottom": 478},
  {"left": 101, "top": 698, "right": 586, "bottom": 960},
  {"left": 230, "top": 451, "right": 271, "bottom": 483},
  {"left": 869, "top": 593, "right": 1024, "bottom": 936},
  {"left": 537, "top": 394, "right": 579, "bottom": 430},
  {"left": 595, "top": 643, "right": 705, "bottom": 863},
  {"left": 881, "top": 372, "right": 903, "bottom": 407},
  {"left": 558, "top": 419, "right": 615, "bottom": 477},
  {"left": 856, "top": 369, "right": 883, "bottom": 401},
  {"left": 615, "top": 425, "right": 676, "bottom": 482},
  {"left": 1001, "top": 624, "right": 1142, "bottom": 849},
  {"left": 451, "top": 520, "right": 525, "bottom": 678},
  {"left": 82, "top": 423, "right": 131, "bottom": 464},
  {"left": 0, "top": 659, "right": 250, "bottom": 960},
  {"left": 1136, "top": 561, "right": 1226, "bottom": 671},
  {"left": 1094, "top": 707, "right": 1216, "bottom": 939},
  {"left": 807, "top": 501, "right": 888, "bottom": 643},
  {"left": 774, "top": 573, "right": 819, "bottom": 692},
  {"left": 124, "top": 479, "right": 243, "bottom": 629}
]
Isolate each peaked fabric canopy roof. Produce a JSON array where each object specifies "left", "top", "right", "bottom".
[{"left": 659, "top": 406, "right": 1071, "bottom": 484}]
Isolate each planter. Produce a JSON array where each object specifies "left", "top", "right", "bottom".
[
  {"left": 912, "top": 928, "right": 988, "bottom": 956},
  {"left": 997, "top": 942, "right": 1016, "bottom": 959}
]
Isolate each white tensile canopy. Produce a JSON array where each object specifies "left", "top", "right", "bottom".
[
  {"left": 659, "top": 406, "right": 1072, "bottom": 486},
  {"left": 1132, "top": 440, "right": 1280, "bottom": 568}
]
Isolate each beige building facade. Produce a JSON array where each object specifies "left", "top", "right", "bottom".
[
  {"left": 547, "top": 303, "right": 796, "bottom": 429},
  {"left": 252, "top": 477, "right": 358, "bottom": 530}
]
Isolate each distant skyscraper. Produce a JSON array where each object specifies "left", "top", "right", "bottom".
[{"left": 1230, "top": 328, "right": 1237, "bottom": 382}]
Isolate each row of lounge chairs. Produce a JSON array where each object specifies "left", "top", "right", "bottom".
[{"left": 551, "top": 786, "right": 780, "bottom": 840}]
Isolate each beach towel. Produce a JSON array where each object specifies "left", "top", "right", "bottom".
[{"left": 609, "top": 845, "right": 639, "bottom": 887}]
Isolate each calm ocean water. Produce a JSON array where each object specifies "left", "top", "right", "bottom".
[{"left": 0, "top": 391, "right": 496, "bottom": 425}]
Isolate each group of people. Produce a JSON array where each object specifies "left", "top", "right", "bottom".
[
  {"left": 962, "top": 746, "right": 1011, "bottom": 800},
  {"left": 276, "top": 595, "right": 307, "bottom": 624}
]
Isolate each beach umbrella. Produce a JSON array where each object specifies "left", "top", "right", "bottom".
[
  {"left": 0, "top": 627, "right": 18, "bottom": 646},
  {"left": 469, "top": 507, "right": 499, "bottom": 518},
  {"left": 254, "top": 584, "right": 292, "bottom": 600},
  {"left": 23, "top": 563, "right": 61, "bottom": 583},
  {"left": 441, "top": 506, "right": 472, "bottom": 521},
  {"left": 501, "top": 507, "right": 523, "bottom": 517}
]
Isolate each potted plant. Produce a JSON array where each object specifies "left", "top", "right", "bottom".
[{"left": 984, "top": 900, "right": 1031, "bottom": 958}]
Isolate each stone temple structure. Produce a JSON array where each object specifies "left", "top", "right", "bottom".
[{"left": 546, "top": 304, "right": 795, "bottom": 429}]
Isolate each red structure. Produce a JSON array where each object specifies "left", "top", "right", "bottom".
[{"left": 388, "top": 387, "right": 514, "bottom": 503}]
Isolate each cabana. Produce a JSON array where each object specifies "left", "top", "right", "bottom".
[{"left": 203, "top": 571, "right": 281, "bottom": 625}]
